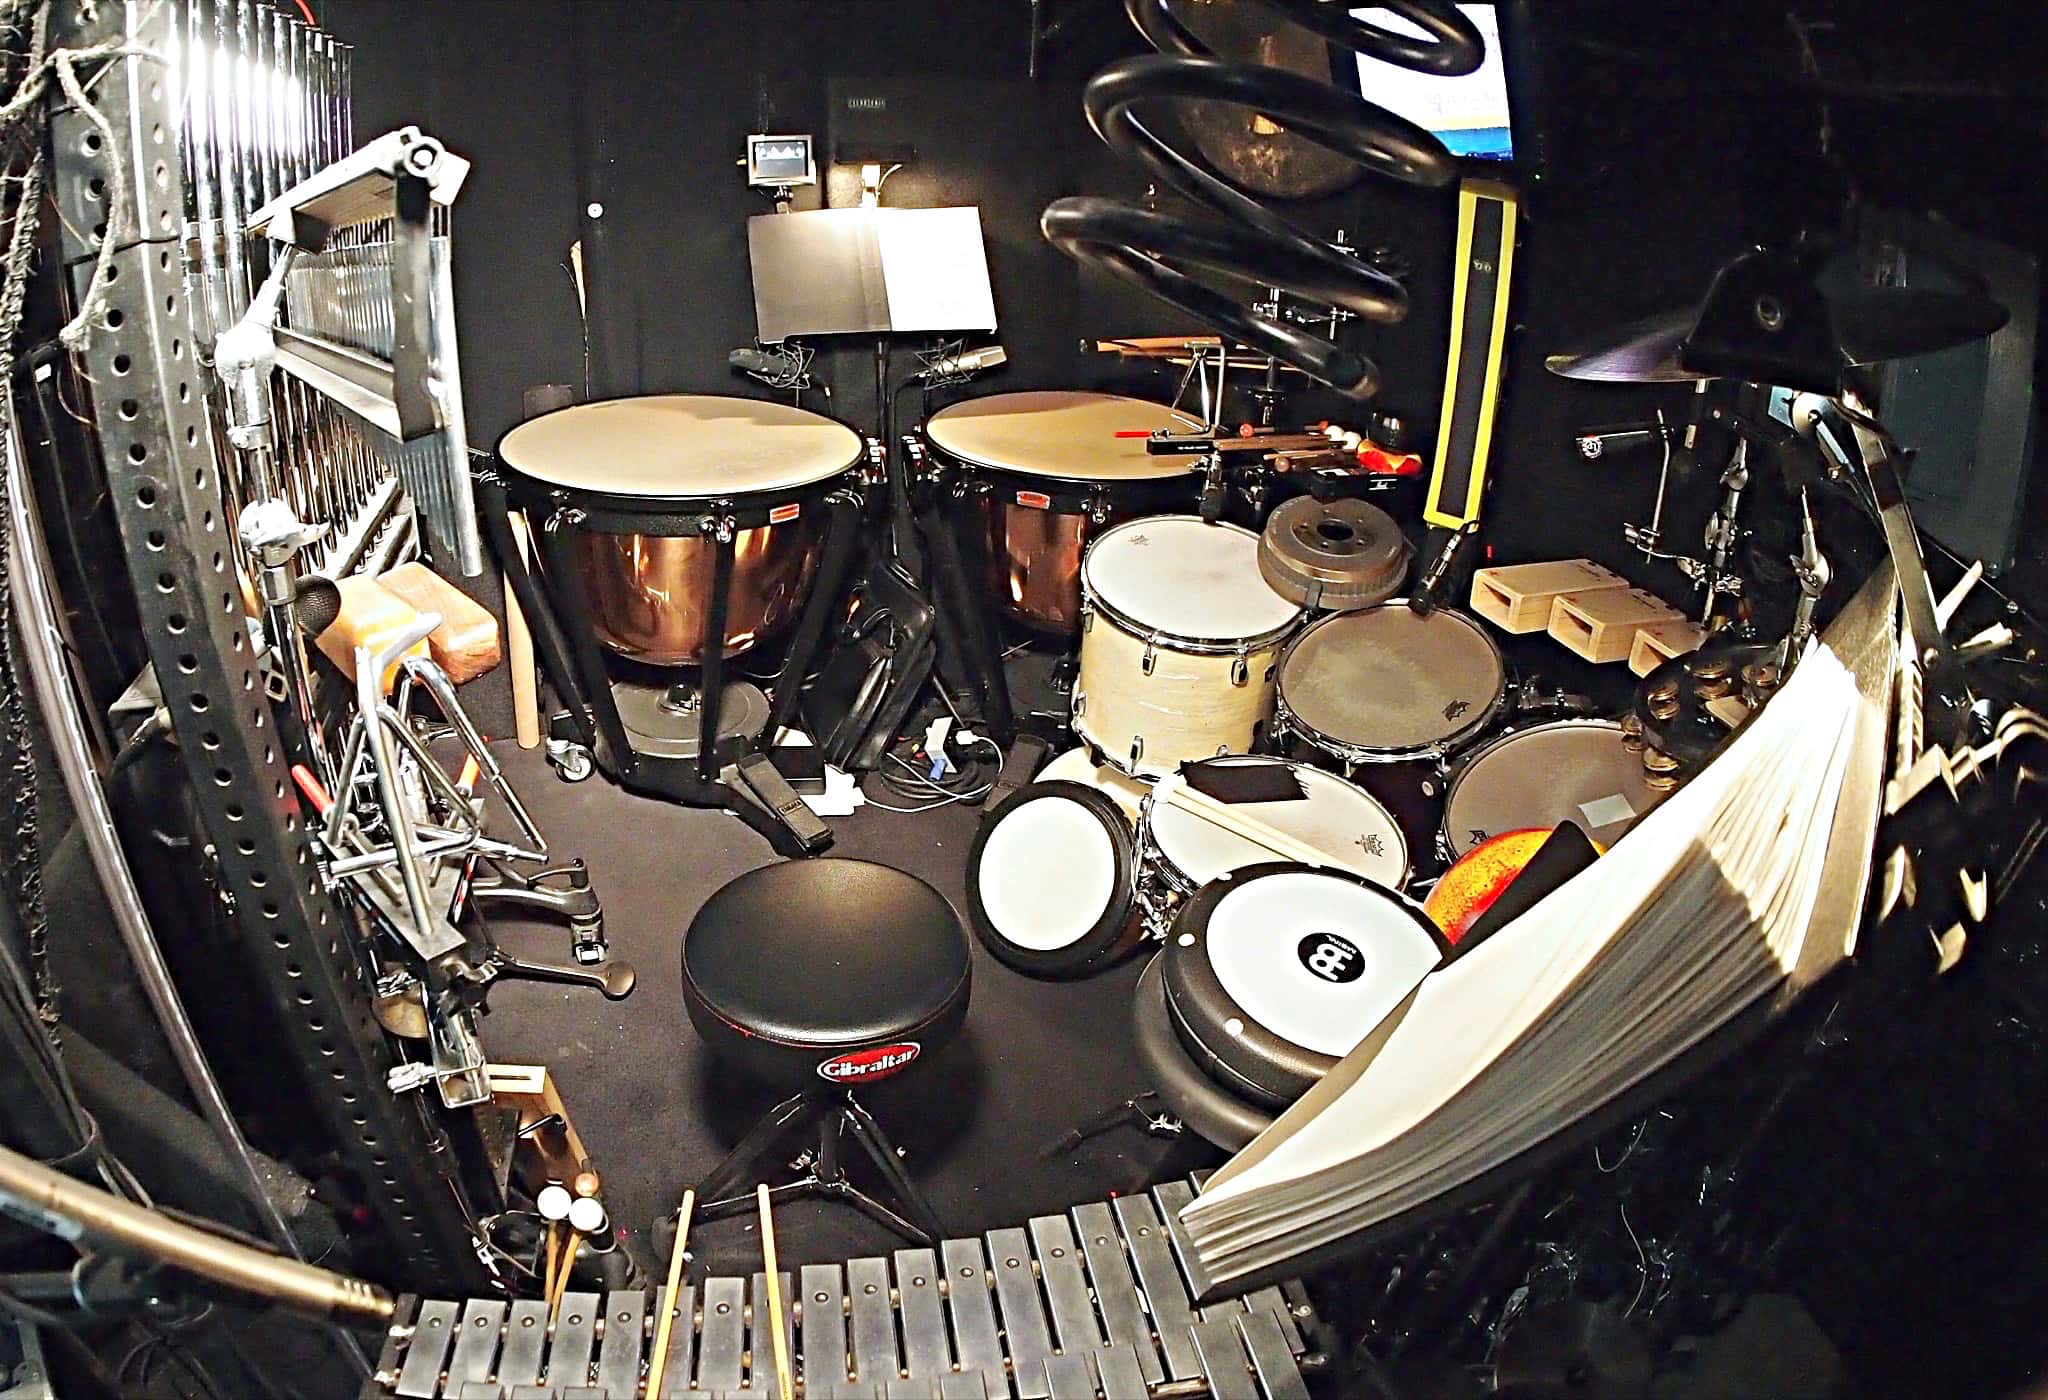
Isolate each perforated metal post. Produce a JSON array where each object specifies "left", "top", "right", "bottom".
[{"left": 47, "top": 0, "right": 489, "bottom": 1291}]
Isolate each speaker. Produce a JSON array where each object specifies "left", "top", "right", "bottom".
[{"left": 1424, "top": 180, "right": 1520, "bottom": 530}]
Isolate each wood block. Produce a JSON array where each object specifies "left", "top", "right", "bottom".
[
  {"left": 1628, "top": 619, "right": 1706, "bottom": 677},
  {"left": 1548, "top": 587, "right": 1683, "bottom": 665},
  {"left": 313, "top": 575, "right": 429, "bottom": 694},
  {"left": 1470, "top": 559, "right": 1630, "bottom": 633},
  {"left": 377, "top": 562, "right": 503, "bottom": 684}
]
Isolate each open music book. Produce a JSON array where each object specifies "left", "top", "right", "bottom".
[{"left": 1182, "top": 578, "right": 1897, "bottom": 1293}]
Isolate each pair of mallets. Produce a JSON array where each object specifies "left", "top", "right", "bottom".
[{"left": 644, "top": 1188, "right": 793, "bottom": 1400}]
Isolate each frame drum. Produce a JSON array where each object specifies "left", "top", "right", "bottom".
[
  {"left": 497, "top": 395, "right": 863, "bottom": 665},
  {"left": 1074, "top": 516, "right": 1302, "bottom": 778},
  {"left": 1440, "top": 718, "right": 1657, "bottom": 861},
  {"left": 1162, "top": 863, "right": 1443, "bottom": 1106},
  {"left": 965, "top": 781, "right": 1147, "bottom": 977},
  {"left": 1144, "top": 757, "right": 1409, "bottom": 895},
  {"left": 925, "top": 392, "right": 1199, "bottom": 634}
]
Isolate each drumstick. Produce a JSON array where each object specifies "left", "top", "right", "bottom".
[
  {"left": 643, "top": 1190, "right": 695, "bottom": 1400},
  {"left": 1160, "top": 777, "right": 1331, "bottom": 871},
  {"left": 505, "top": 511, "right": 541, "bottom": 750},
  {"left": 757, "top": 1185, "right": 794, "bottom": 1400},
  {"left": 543, "top": 1223, "right": 559, "bottom": 1302},
  {"left": 549, "top": 1231, "right": 580, "bottom": 1321}
]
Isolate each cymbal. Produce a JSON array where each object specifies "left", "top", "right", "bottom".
[{"left": 1546, "top": 277, "right": 2008, "bottom": 387}]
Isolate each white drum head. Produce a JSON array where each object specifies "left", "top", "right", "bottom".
[
  {"left": 925, "top": 392, "right": 1201, "bottom": 482},
  {"left": 1083, "top": 515, "right": 1300, "bottom": 643},
  {"left": 1443, "top": 720, "right": 1656, "bottom": 857},
  {"left": 1150, "top": 761, "right": 1407, "bottom": 889},
  {"left": 1037, "top": 746, "right": 1150, "bottom": 822},
  {"left": 974, "top": 793, "right": 1120, "bottom": 952},
  {"left": 1280, "top": 605, "right": 1504, "bottom": 753},
  {"left": 498, "top": 395, "right": 862, "bottom": 498},
  {"left": 1205, "top": 872, "right": 1440, "bottom": 1058}
]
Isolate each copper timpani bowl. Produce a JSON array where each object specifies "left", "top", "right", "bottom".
[
  {"left": 923, "top": 391, "right": 1201, "bottom": 636},
  {"left": 496, "top": 394, "right": 865, "bottom": 666}
]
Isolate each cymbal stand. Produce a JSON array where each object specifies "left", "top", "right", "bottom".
[
  {"left": 1698, "top": 439, "right": 1749, "bottom": 624},
  {"left": 1780, "top": 489, "right": 1829, "bottom": 673}
]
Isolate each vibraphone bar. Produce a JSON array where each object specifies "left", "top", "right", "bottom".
[{"left": 366, "top": 1182, "right": 1322, "bottom": 1399}]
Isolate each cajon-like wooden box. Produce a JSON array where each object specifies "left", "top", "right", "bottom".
[
  {"left": 1628, "top": 619, "right": 1706, "bottom": 677},
  {"left": 1549, "top": 587, "right": 1684, "bottom": 665},
  {"left": 1470, "top": 559, "right": 1630, "bottom": 633}
]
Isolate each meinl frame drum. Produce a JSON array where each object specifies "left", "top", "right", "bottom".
[
  {"left": 1274, "top": 603, "right": 1507, "bottom": 849},
  {"left": 1074, "top": 516, "right": 1303, "bottom": 777},
  {"left": 1143, "top": 756, "right": 1409, "bottom": 897},
  {"left": 925, "top": 392, "right": 1200, "bottom": 634},
  {"left": 965, "top": 781, "right": 1150, "bottom": 977},
  {"left": 496, "top": 395, "right": 865, "bottom": 665},
  {"left": 1439, "top": 718, "right": 1658, "bottom": 862},
  {"left": 1161, "top": 863, "right": 1444, "bottom": 1106}
]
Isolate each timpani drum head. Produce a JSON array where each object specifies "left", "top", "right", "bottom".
[
  {"left": 1148, "top": 758, "right": 1408, "bottom": 892},
  {"left": 1036, "top": 745, "right": 1150, "bottom": 823},
  {"left": 1083, "top": 516, "right": 1300, "bottom": 644},
  {"left": 966, "top": 782, "right": 1138, "bottom": 977},
  {"left": 1279, "top": 605, "right": 1505, "bottom": 756},
  {"left": 925, "top": 392, "right": 1199, "bottom": 482},
  {"left": 497, "top": 394, "right": 863, "bottom": 498},
  {"left": 1441, "top": 719, "right": 1656, "bottom": 859},
  {"left": 1163, "top": 864, "right": 1442, "bottom": 1105}
]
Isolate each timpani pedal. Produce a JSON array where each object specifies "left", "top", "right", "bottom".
[{"left": 365, "top": 1178, "right": 1324, "bottom": 1398}]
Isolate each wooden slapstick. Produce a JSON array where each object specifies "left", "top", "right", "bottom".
[
  {"left": 757, "top": 1185, "right": 795, "bottom": 1400},
  {"left": 1158, "top": 775, "right": 1331, "bottom": 871},
  {"left": 643, "top": 1189, "right": 696, "bottom": 1400}
]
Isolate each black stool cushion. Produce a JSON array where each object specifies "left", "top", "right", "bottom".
[{"left": 682, "top": 859, "right": 971, "bottom": 1090}]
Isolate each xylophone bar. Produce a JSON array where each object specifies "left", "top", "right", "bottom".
[{"left": 366, "top": 1181, "right": 1321, "bottom": 1399}]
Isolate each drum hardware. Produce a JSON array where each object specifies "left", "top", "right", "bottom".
[
  {"left": 1409, "top": 519, "right": 1478, "bottom": 617},
  {"left": 1041, "top": 1092, "right": 1185, "bottom": 1158},
  {"left": 481, "top": 399, "right": 869, "bottom": 855}
]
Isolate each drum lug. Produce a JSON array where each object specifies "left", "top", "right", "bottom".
[
  {"left": 1088, "top": 489, "right": 1111, "bottom": 525},
  {"left": 1129, "top": 735, "right": 1145, "bottom": 768},
  {"left": 1072, "top": 689, "right": 1086, "bottom": 717},
  {"left": 1081, "top": 606, "right": 1094, "bottom": 635},
  {"left": 1231, "top": 650, "right": 1250, "bottom": 687},
  {"left": 1141, "top": 637, "right": 1158, "bottom": 676}
]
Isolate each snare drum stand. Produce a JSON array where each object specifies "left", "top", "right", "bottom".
[{"left": 478, "top": 469, "right": 863, "bottom": 858}]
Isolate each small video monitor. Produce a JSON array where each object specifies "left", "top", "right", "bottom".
[
  {"left": 746, "top": 134, "right": 816, "bottom": 189},
  {"left": 1348, "top": 4, "right": 1516, "bottom": 162}
]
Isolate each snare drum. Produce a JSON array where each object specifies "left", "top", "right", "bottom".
[
  {"left": 497, "top": 395, "right": 864, "bottom": 665},
  {"left": 1439, "top": 718, "right": 1656, "bottom": 861},
  {"left": 925, "top": 392, "right": 1199, "bottom": 634},
  {"left": 1161, "top": 863, "right": 1444, "bottom": 1106},
  {"left": 1074, "top": 516, "right": 1302, "bottom": 777},
  {"left": 1274, "top": 603, "right": 1507, "bottom": 848},
  {"left": 1143, "top": 757, "right": 1409, "bottom": 896}
]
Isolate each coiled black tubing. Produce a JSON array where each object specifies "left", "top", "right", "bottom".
[{"left": 1041, "top": 0, "right": 1483, "bottom": 398}]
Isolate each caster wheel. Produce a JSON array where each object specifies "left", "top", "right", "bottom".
[{"left": 548, "top": 743, "right": 595, "bottom": 783}]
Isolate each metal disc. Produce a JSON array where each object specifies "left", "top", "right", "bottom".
[
  {"left": 612, "top": 681, "right": 770, "bottom": 761},
  {"left": 1258, "top": 495, "right": 1412, "bottom": 610}
]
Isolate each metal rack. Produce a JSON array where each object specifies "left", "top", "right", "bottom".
[{"left": 46, "top": 0, "right": 490, "bottom": 1290}]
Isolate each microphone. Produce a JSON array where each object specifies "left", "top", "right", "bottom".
[
  {"left": 917, "top": 345, "right": 1007, "bottom": 379},
  {"left": 729, "top": 345, "right": 799, "bottom": 379}
]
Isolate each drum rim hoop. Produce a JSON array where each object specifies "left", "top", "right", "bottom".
[
  {"left": 927, "top": 446, "right": 1199, "bottom": 500},
  {"left": 965, "top": 780, "right": 1139, "bottom": 977},
  {"left": 1162, "top": 861, "right": 1445, "bottom": 1098},
  {"left": 495, "top": 393, "right": 868, "bottom": 495},
  {"left": 1274, "top": 602, "right": 1508, "bottom": 756},
  {"left": 1438, "top": 716, "right": 1633, "bottom": 859},
  {"left": 1080, "top": 515, "right": 1301, "bottom": 650},
  {"left": 923, "top": 392, "right": 1204, "bottom": 480}
]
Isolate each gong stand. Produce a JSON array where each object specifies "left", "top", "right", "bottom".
[{"left": 477, "top": 468, "right": 861, "bottom": 858}]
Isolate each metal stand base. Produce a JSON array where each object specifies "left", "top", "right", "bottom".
[{"left": 696, "top": 1090, "right": 945, "bottom": 1246}]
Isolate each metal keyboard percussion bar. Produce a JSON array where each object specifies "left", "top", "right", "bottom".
[
  {"left": 364, "top": 1183, "right": 1323, "bottom": 1397},
  {"left": 171, "top": 0, "right": 483, "bottom": 574}
]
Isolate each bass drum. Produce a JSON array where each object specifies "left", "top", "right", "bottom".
[
  {"left": 965, "top": 781, "right": 1147, "bottom": 978},
  {"left": 1440, "top": 719, "right": 1659, "bottom": 862},
  {"left": 1075, "top": 515, "right": 1302, "bottom": 777},
  {"left": 925, "top": 392, "right": 1200, "bottom": 635},
  {"left": 1144, "top": 756, "right": 1409, "bottom": 897},
  {"left": 1162, "top": 863, "right": 1444, "bottom": 1107}
]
